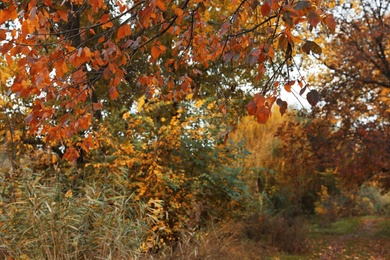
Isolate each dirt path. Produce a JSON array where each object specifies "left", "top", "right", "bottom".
[{"left": 314, "top": 218, "right": 390, "bottom": 260}]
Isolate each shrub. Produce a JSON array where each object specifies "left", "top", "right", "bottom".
[{"left": 244, "top": 214, "right": 309, "bottom": 254}]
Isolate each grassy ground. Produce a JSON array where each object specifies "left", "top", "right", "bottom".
[
  {"left": 145, "top": 216, "right": 390, "bottom": 260},
  {"left": 269, "top": 216, "right": 390, "bottom": 260}
]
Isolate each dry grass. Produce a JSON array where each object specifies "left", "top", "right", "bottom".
[
  {"left": 0, "top": 169, "right": 153, "bottom": 259},
  {"left": 142, "top": 220, "right": 267, "bottom": 260}
]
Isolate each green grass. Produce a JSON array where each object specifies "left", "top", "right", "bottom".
[
  {"left": 376, "top": 218, "right": 390, "bottom": 238},
  {"left": 310, "top": 217, "right": 359, "bottom": 237}
]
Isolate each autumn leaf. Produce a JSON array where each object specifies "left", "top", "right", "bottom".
[
  {"left": 57, "top": 10, "right": 68, "bottom": 22},
  {"left": 324, "top": 14, "right": 337, "bottom": 33},
  {"left": 302, "top": 40, "right": 322, "bottom": 55},
  {"left": 109, "top": 86, "right": 119, "bottom": 99},
  {"left": 299, "top": 85, "right": 307, "bottom": 95},
  {"left": 93, "top": 101, "right": 103, "bottom": 111},
  {"left": 156, "top": 0, "right": 167, "bottom": 11},
  {"left": 276, "top": 98, "right": 288, "bottom": 115},
  {"left": 306, "top": 89, "right": 320, "bottom": 106},
  {"left": 256, "top": 106, "right": 271, "bottom": 124},
  {"left": 307, "top": 11, "right": 321, "bottom": 28},
  {"left": 174, "top": 8, "right": 183, "bottom": 17},
  {"left": 117, "top": 24, "right": 131, "bottom": 40},
  {"left": 284, "top": 81, "right": 295, "bottom": 92},
  {"left": 246, "top": 100, "right": 257, "bottom": 116},
  {"left": 261, "top": 2, "right": 271, "bottom": 16},
  {"left": 294, "top": 1, "right": 312, "bottom": 11},
  {"left": 219, "top": 22, "right": 230, "bottom": 37}
]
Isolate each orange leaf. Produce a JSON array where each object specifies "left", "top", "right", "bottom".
[
  {"left": 151, "top": 45, "right": 160, "bottom": 59},
  {"left": 109, "top": 86, "right": 119, "bottom": 99},
  {"left": 156, "top": 0, "right": 167, "bottom": 11},
  {"left": 284, "top": 81, "right": 295, "bottom": 92},
  {"left": 254, "top": 93, "right": 265, "bottom": 106},
  {"left": 57, "top": 10, "right": 68, "bottom": 22},
  {"left": 285, "top": 28, "right": 302, "bottom": 43},
  {"left": 117, "top": 24, "right": 131, "bottom": 40},
  {"left": 174, "top": 8, "right": 183, "bottom": 17},
  {"left": 63, "top": 146, "right": 79, "bottom": 163},
  {"left": 93, "top": 101, "right": 103, "bottom": 111},
  {"left": 100, "top": 13, "right": 110, "bottom": 23},
  {"left": 324, "top": 14, "right": 337, "bottom": 33}
]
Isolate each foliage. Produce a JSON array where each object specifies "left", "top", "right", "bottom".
[
  {"left": 83, "top": 96, "right": 250, "bottom": 248},
  {"left": 0, "top": 0, "right": 336, "bottom": 162},
  {"left": 230, "top": 111, "right": 322, "bottom": 216},
  {"left": 308, "top": 0, "right": 390, "bottom": 189},
  {"left": 0, "top": 94, "right": 250, "bottom": 255},
  {"left": 315, "top": 182, "right": 390, "bottom": 225}
]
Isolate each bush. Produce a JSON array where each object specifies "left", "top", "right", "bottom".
[
  {"left": 315, "top": 183, "right": 390, "bottom": 226},
  {"left": 244, "top": 214, "right": 309, "bottom": 254}
]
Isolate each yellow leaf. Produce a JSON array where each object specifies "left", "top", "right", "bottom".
[
  {"left": 137, "top": 96, "right": 145, "bottom": 112},
  {"left": 122, "top": 112, "right": 130, "bottom": 119},
  {"left": 186, "top": 93, "right": 193, "bottom": 100},
  {"left": 65, "top": 190, "right": 73, "bottom": 198}
]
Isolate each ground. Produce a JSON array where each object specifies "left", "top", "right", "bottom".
[{"left": 274, "top": 216, "right": 390, "bottom": 260}]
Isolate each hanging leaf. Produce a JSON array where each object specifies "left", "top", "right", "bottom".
[
  {"left": 109, "top": 86, "right": 119, "bottom": 99},
  {"left": 261, "top": 2, "right": 271, "bottom": 16},
  {"left": 256, "top": 106, "right": 270, "bottom": 124},
  {"left": 294, "top": 1, "right": 312, "bottom": 11},
  {"left": 324, "top": 14, "right": 337, "bottom": 33},
  {"left": 284, "top": 81, "right": 295, "bottom": 92},
  {"left": 246, "top": 100, "right": 257, "bottom": 116},
  {"left": 299, "top": 84, "right": 307, "bottom": 95},
  {"left": 307, "top": 11, "right": 321, "bottom": 28},
  {"left": 276, "top": 98, "right": 288, "bottom": 115},
  {"left": 306, "top": 89, "right": 320, "bottom": 106},
  {"left": 302, "top": 40, "right": 322, "bottom": 55}
]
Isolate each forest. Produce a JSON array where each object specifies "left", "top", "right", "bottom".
[{"left": 0, "top": 0, "right": 389, "bottom": 259}]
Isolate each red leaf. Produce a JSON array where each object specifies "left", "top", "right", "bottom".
[
  {"left": 261, "top": 2, "right": 271, "bottom": 16},
  {"left": 307, "top": 11, "right": 321, "bottom": 28},
  {"left": 253, "top": 93, "right": 265, "bottom": 106},
  {"left": 246, "top": 100, "right": 257, "bottom": 116},
  {"left": 256, "top": 106, "right": 270, "bottom": 124}
]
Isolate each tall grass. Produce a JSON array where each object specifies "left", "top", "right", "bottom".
[{"left": 0, "top": 169, "right": 155, "bottom": 259}]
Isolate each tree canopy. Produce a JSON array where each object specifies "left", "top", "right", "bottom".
[{"left": 0, "top": 0, "right": 336, "bottom": 161}]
